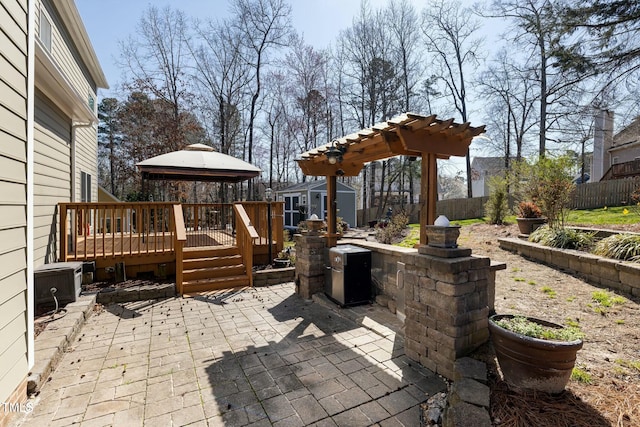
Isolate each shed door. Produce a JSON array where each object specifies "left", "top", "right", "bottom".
[{"left": 284, "top": 195, "right": 300, "bottom": 227}]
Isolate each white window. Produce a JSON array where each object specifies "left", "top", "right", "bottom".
[
  {"left": 40, "top": 10, "right": 52, "bottom": 52},
  {"left": 81, "top": 171, "right": 92, "bottom": 202},
  {"left": 612, "top": 156, "right": 619, "bottom": 165}
]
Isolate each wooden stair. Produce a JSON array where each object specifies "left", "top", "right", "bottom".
[{"left": 181, "top": 246, "right": 250, "bottom": 295}]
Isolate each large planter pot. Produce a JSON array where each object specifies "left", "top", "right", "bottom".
[
  {"left": 273, "top": 258, "right": 291, "bottom": 268},
  {"left": 516, "top": 217, "right": 546, "bottom": 235},
  {"left": 488, "top": 314, "right": 583, "bottom": 394}
]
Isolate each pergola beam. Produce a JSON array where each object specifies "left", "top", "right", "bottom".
[{"left": 296, "top": 112, "right": 485, "bottom": 247}]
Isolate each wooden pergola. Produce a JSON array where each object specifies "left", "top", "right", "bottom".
[{"left": 297, "top": 112, "right": 485, "bottom": 247}]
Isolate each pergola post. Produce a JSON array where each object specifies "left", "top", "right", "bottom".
[
  {"left": 420, "top": 153, "right": 438, "bottom": 246},
  {"left": 326, "top": 175, "right": 338, "bottom": 247}
]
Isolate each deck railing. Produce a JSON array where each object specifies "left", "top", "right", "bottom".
[
  {"left": 60, "top": 201, "right": 285, "bottom": 287},
  {"left": 60, "top": 202, "right": 177, "bottom": 261},
  {"left": 240, "top": 201, "right": 284, "bottom": 257},
  {"left": 181, "top": 203, "right": 235, "bottom": 247},
  {"left": 234, "top": 204, "right": 259, "bottom": 286}
]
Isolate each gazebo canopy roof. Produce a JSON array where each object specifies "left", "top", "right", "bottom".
[
  {"left": 136, "top": 143, "right": 261, "bottom": 183},
  {"left": 297, "top": 112, "right": 485, "bottom": 176}
]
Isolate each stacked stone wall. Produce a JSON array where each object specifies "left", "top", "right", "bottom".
[
  {"left": 402, "top": 252, "right": 492, "bottom": 380},
  {"left": 293, "top": 234, "right": 326, "bottom": 299}
]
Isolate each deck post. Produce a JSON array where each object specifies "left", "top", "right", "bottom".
[
  {"left": 420, "top": 153, "right": 438, "bottom": 246},
  {"left": 60, "top": 204, "right": 68, "bottom": 261},
  {"left": 173, "top": 204, "right": 187, "bottom": 295}
]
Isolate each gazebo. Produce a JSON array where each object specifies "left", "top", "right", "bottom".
[
  {"left": 297, "top": 112, "right": 485, "bottom": 246},
  {"left": 136, "top": 143, "right": 261, "bottom": 183}
]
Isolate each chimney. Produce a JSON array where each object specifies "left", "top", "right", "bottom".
[{"left": 591, "top": 109, "right": 614, "bottom": 182}]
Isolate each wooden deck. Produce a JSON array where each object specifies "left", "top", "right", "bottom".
[{"left": 69, "top": 230, "right": 236, "bottom": 260}]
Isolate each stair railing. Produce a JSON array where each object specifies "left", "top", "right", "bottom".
[
  {"left": 173, "top": 204, "right": 187, "bottom": 294},
  {"left": 233, "top": 203, "right": 259, "bottom": 286}
]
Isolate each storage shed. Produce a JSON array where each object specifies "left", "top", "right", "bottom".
[{"left": 275, "top": 180, "right": 357, "bottom": 230}]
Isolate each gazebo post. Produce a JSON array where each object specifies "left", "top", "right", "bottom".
[
  {"left": 326, "top": 175, "right": 338, "bottom": 247},
  {"left": 420, "top": 153, "right": 438, "bottom": 246}
]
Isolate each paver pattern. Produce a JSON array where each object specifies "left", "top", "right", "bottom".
[{"left": 13, "top": 283, "right": 446, "bottom": 426}]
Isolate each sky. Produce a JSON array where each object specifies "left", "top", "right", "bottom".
[
  {"left": 75, "top": 0, "right": 502, "bottom": 173},
  {"left": 76, "top": 0, "right": 418, "bottom": 95}
]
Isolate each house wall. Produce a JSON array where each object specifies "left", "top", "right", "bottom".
[
  {"left": 0, "top": 0, "right": 30, "bottom": 412},
  {"left": 610, "top": 146, "right": 640, "bottom": 165},
  {"left": 471, "top": 175, "right": 486, "bottom": 198},
  {"left": 592, "top": 110, "right": 614, "bottom": 182},
  {"left": 32, "top": 0, "right": 99, "bottom": 267},
  {"left": 34, "top": 89, "right": 70, "bottom": 266}
]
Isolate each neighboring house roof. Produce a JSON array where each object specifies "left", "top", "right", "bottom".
[
  {"left": 136, "top": 143, "right": 261, "bottom": 183},
  {"left": 98, "top": 185, "right": 120, "bottom": 202},
  {"left": 276, "top": 179, "right": 356, "bottom": 193},
  {"left": 610, "top": 116, "right": 640, "bottom": 152},
  {"left": 470, "top": 157, "right": 511, "bottom": 180}
]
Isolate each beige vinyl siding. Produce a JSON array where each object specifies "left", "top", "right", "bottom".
[
  {"left": 75, "top": 126, "right": 97, "bottom": 202},
  {"left": 36, "top": 0, "right": 98, "bottom": 204},
  {"left": 0, "top": 0, "right": 29, "bottom": 404},
  {"left": 38, "top": 0, "right": 96, "bottom": 107},
  {"left": 34, "top": 90, "right": 71, "bottom": 267}
]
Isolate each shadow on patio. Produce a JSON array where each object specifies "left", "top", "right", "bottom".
[{"left": 196, "top": 287, "right": 447, "bottom": 426}]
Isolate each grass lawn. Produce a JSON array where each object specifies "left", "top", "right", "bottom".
[{"left": 396, "top": 206, "right": 639, "bottom": 247}]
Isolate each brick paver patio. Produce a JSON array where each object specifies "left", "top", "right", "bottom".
[{"left": 12, "top": 283, "right": 446, "bottom": 426}]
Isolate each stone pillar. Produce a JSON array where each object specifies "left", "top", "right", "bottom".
[
  {"left": 294, "top": 233, "right": 326, "bottom": 299},
  {"left": 403, "top": 244, "right": 492, "bottom": 381}
]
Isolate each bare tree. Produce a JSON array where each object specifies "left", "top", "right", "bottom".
[
  {"left": 231, "top": 0, "right": 292, "bottom": 199},
  {"left": 190, "top": 19, "right": 251, "bottom": 157},
  {"left": 387, "top": 0, "right": 422, "bottom": 206},
  {"left": 422, "top": 0, "right": 483, "bottom": 197},
  {"left": 479, "top": 50, "right": 538, "bottom": 163},
  {"left": 488, "top": 0, "right": 588, "bottom": 157},
  {"left": 118, "top": 5, "right": 193, "bottom": 153}
]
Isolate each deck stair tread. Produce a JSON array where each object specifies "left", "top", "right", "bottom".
[
  {"left": 182, "top": 275, "right": 250, "bottom": 293},
  {"left": 180, "top": 245, "right": 250, "bottom": 293},
  {"left": 183, "top": 255, "right": 242, "bottom": 269}
]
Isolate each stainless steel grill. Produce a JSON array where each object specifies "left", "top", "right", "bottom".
[{"left": 326, "top": 245, "right": 371, "bottom": 307}]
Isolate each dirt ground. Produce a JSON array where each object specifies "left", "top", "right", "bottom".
[{"left": 460, "top": 223, "right": 640, "bottom": 427}]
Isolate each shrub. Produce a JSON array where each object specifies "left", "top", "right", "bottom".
[
  {"left": 375, "top": 211, "right": 409, "bottom": 244},
  {"left": 529, "top": 225, "right": 595, "bottom": 250},
  {"left": 512, "top": 156, "right": 575, "bottom": 228},
  {"left": 593, "top": 233, "right": 640, "bottom": 262},
  {"left": 485, "top": 175, "right": 510, "bottom": 224},
  {"left": 517, "top": 201, "right": 542, "bottom": 218}
]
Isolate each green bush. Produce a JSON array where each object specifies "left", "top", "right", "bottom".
[
  {"left": 593, "top": 233, "right": 640, "bottom": 262},
  {"left": 375, "top": 211, "right": 409, "bottom": 244},
  {"left": 512, "top": 156, "right": 575, "bottom": 228},
  {"left": 529, "top": 225, "right": 595, "bottom": 250},
  {"left": 485, "top": 175, "right": 509, "bottom": 224}
]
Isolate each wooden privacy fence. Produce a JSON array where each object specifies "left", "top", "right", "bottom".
[
  {"left": 356, "top": 178, "right": 640, "bottom": 225},
  {"left": 357, "top": 197, "right": 489, "bottom": 225},
  {"left": 572, "top": 177, "right": 640, "bottom": 209}
]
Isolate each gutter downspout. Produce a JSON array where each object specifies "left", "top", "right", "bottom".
[{"left": 27, "top": 0, "right": 36, "bottom": 369}]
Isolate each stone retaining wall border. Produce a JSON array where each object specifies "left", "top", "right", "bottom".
[{"left": 498, "top": 238, "right": 640, "bottom": 297}]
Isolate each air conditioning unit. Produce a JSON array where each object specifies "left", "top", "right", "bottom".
[{"left": 34, "top": 262, "right": 83, "bottom": 309}]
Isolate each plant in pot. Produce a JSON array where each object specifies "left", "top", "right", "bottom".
[
  {"left": 488, "top": 314, "right": 584, "bottom": 394},
  {"left": 273, "top": 249, "right": 292, "bottom": 268},
  {"left": 516, "top": 201, "right": 546, "bottom": 235}
]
